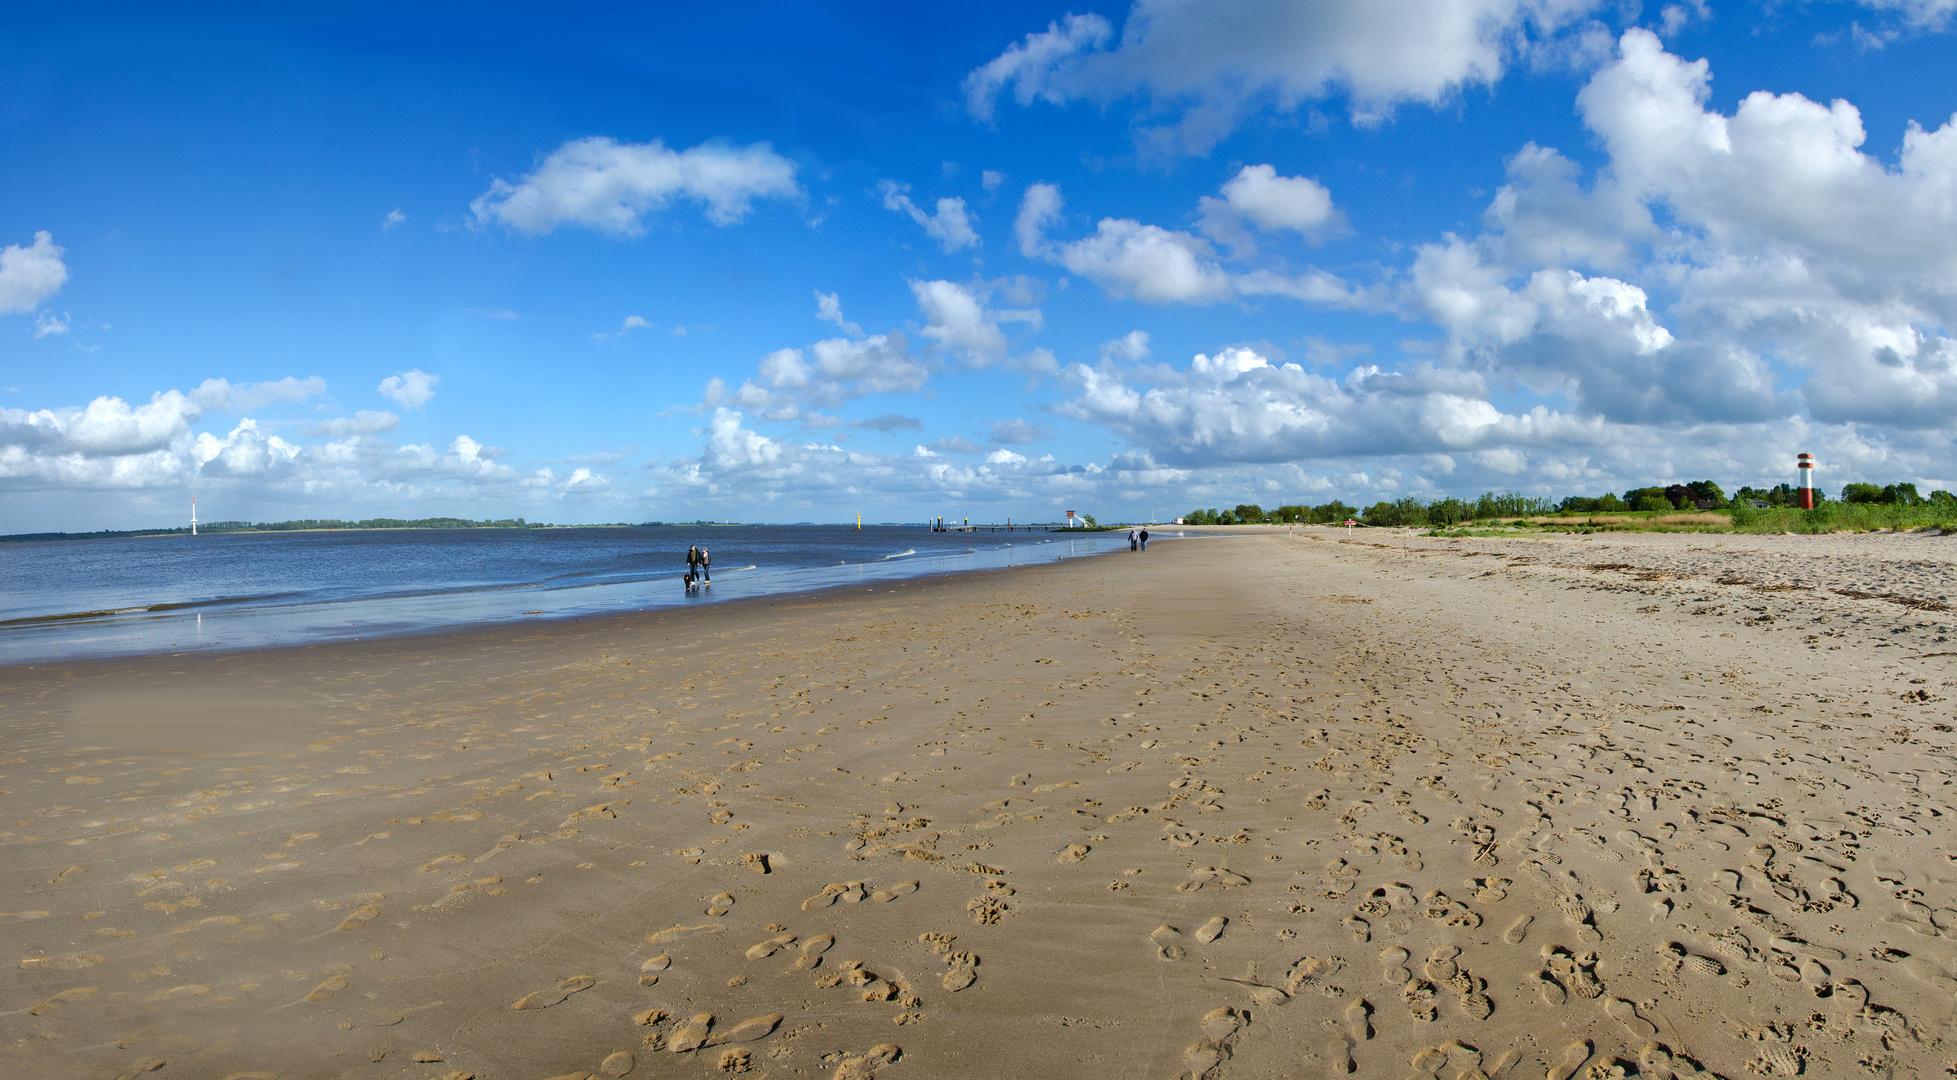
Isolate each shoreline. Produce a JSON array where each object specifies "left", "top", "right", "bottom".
[
  {"left": 0, "top": 528, "right": 1153, "bottom": 670},
  {"left": 4, "top": 530, "right": 1955, "bottom": 1078},
  {"left": 0, "top": 537, "right": 1144, "bottom": 677}
]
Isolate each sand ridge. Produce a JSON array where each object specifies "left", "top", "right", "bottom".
[{"left": 2, "top": 529, "right": 1955, "bottom": 1078}]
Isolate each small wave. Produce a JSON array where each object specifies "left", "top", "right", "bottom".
[
  {"left": 880, "top": 549, "right": 918, "bottom": 561},
  {"left": 0, "top": 592, "right": 308, "bottom": 629}
]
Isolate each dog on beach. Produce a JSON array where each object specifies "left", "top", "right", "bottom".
[{"left": 684, "top": 571, "right": 700, "bottom": 594}]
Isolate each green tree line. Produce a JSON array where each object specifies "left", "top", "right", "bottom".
[{"left": 1184, "top": 481, "right": 1956, "bottom": 528}]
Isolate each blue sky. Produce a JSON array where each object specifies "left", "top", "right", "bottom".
[{"left": 5, "top": 0, "right": 1957, "bottom": 529}]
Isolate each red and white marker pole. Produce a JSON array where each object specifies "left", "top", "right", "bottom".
[{"left": 1797, "top": 452, "right": 1815, "bottom": 510}]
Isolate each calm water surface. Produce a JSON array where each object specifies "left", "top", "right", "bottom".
[{"left": 0, "top": 525, "right": 1169, "bottom": 664}]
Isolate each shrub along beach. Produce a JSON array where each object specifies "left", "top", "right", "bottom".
[{"left": 1182, "top": 480, "right": 1957, "bottom": 535}]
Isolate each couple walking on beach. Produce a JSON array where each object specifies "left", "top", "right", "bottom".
[
  {"left": 686, "top": 544, "right": 711, "bottom": 585},
  {"left": 1128, "top": 525, "right": 1149, "bottom": 551}
]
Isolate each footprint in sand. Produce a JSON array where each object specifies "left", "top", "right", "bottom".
[
  {"left": 1194, "top": 917, "right": 1228, "bottom": 944},
  {"left": 1439, "top": 1039, "right": 1486, "bottom": 1077},
  {"left": 648, "top": 924, "right": 724, "bottom": 945},
  {"left": 804, "top": 882, "right": 867, "bottom": 910},
  {"left": 1183, "top": 1007, "right": 1244, "bottom": 1078},
  {"left": 1502, "top": 914, "right": 1531, "bottom": 945},
  {"left": 746, "top": 933, "right": 798, "bottom": 960},
  {"left": 639, "top": 955, "right": 671, "bottom": 986},
  {"left": 1534, "top": 969, "right": 1566, "bottom": 1006},
  {"left": 511, "top": 975, "right": 596, "bottom": 1010},
  {"left": 1286, "top": 956, "right": 1341, "bottom": 995},
  {"left": 1177, "top": 867, "right": 1250, "bottom": 892},
  {"left": 1407, "top": 1047, "right": 1447, "bottom": 1076},
  {"left": 27, "top": 987, "right": 99, "bottom": 1016},
  {"left": 1554, "top": 894, "right": 1601, "bottom": 942},
  {"left": 797, "top": 934, "right": 836, "bottom": 969},
  {"left": 1545, "top": 1040, "right": 1591, "bottom": 1080},
  {"left": 335, "top": 903, "right": 383, "bottom": 932},
  {"left": 1753, "top": 1045, "right": 1803, "bottom": 1077},
  {"left": 1401, "top": 978, "right": 1437, "bottom": 1022},
  {"left": 1639, "top": 1041, "right": 1691, "bottom": 1080},
  {"left": 474, "top": 834, "right": 521, "bottom": 863},
  {"left": 1605, "top": 997, "right": 1657, "bottom": 1038},
  {"left": 1342, "top": 915, "right": 1371, "bottom": 942},
  {"left": 870, "top": 880, "right": 919, "bottom": 903},
  {"left": 831, "top": 1043, "right": 902, "bottom": 1080},
  {"left": 1324, "top": 1036, "right": 1355, "bottom": 1076},
  {"left": 599, "top": 1050, "right": 635, "bottom": 1077},
  {"left": 704, "top": 1013, "right": 783, "bottom": 1048},
  {"left": 304, "top": 974, "right": 351, "bottom": 1002},
  {"left": 1058, "top": 844, "right": 1091, "bottom": 864},
  {"left": 667, "top": 1012, "right": 715, "bottom": 1052},
  {"left": 943, "top": 961, "right": 977, "bottom": 992},
  {"left": 19, "top": 954, "right": 103, "bottom": 972},
  {"left": 1378, "top": 946, "right": 1411, "bottom": 985},
  {"left": 1343, "top": 998, "right": 1372, "bottom": 1041},
  {"left": 1151, "top": 925, "right": 1186, "bottom": 961},
  {"left": 1566, "top": 952, "right": 1603, "bottom": 999},
  {"left": 706, "top": 892, "right": 736, "bottom": 916},
  {"left": 1468, "top": 877, "right": 1509, "bottom": 904}
]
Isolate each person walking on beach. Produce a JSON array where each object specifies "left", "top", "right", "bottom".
[
  {"left": 1128, "top": 526, "right": 1139, "bottom": 552},
  {"left": 699, "top": 546, "right": 711, "bottom": 582},
  {"left": 1139, "top": 525, "right": 1149, "bottom": 551},
  {"left": 686, "top": 545, "right": 699, "bottom": 582}
]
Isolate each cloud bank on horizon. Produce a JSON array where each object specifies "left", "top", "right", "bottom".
[{"left": 4, "top": 2, "right": 1957, "bottom": 530}]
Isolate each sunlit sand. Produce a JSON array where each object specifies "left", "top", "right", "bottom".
[{"left": 4, "top": 529, "right": 1954, "bottom": 1077}]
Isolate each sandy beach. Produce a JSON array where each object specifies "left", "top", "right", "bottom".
[{"left": 5, "top": 528, "right": 1957, "bottom": 1080}]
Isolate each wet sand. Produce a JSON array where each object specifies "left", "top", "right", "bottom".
[{"left": 4, "top": 528, "right": 1956, "bottom": 1080}]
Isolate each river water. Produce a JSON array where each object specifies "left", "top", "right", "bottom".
[{"left": 0, "top": 524, "right": 1166, "bottom": 664}]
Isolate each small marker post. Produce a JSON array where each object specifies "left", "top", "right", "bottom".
[{"left": 1797, "top": 452, "right": 1816, "bottom": 510}]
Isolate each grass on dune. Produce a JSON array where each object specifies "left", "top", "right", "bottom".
[{"left": 1421, "top": 503, "right": 1957, "bottom": 537}]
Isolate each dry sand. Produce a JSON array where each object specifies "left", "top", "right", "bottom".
[{"left": 3, "top": 528, "right": 1956, "bottom": 1080}]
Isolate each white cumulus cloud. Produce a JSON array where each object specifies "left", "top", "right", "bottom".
[
  {"left": 878, "top": 181, "right": 981, "bottom": 251},
  {"left": 0, "top": 232, "right": 68, "bottom": 314},
  {"left": 966, "top": 0, "right": 1606, "bottom": 152},
  {"left": 910, "top": 279, "right": 1052, "bottom": 373},
  {"left": 815, "top": 291, "right": 862, "bottom": 336},
  {"left": 1017, "top": 182, "right": 1378, "bottom": 308},
  {"left": 1197, "top": 164, "right": 1342, "bottom": 252},
  {"left": 704, "top": 330, "right": 927, "bottom": 421},
  {"left": 472, "top": 137, "right": 800, "bottom": 235},
  {"left": 378, "top": 369, "right": 439, "bottom": 410}
]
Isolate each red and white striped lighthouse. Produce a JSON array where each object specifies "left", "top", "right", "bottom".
[{"left": 1797, "top": 452, "right": 1815, "bottom": 510}]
